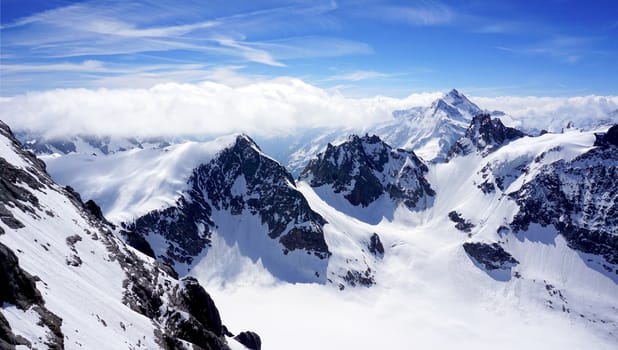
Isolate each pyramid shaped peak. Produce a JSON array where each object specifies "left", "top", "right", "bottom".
[
  {"left": 447, "top": 88, "right": 463, "bottom": 98},
  {"left": 233, "top": 133, "right": 262, "bottom": 151},
  {"left": 439, "top": 89, "right": 482, "bottom": 116}
]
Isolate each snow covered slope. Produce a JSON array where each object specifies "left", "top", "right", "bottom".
[
  {"left": 39, "top": 136, "right": 237, "bottom": 223},
  {"left": 0, "top": 121, "right": 257, "bottom": 350}
]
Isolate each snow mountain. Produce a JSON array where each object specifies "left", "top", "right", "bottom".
[
  {"left": 0, "top": 121, "right": 259, "bottom": 350},
  {"left": 381, "top": 88, "right": 483, "bottom": 162},
  {"left": 299, "top": 134, "right": 435, "bottom": 223},
  {"left": 126, "top": 134, "right": 331, "bottom": 283},
  {"left": 286, "top": 89, "right": 484, "bottom": 175},
  {"left": 8, "top": 92, "right": 618, "bottom": 348}
]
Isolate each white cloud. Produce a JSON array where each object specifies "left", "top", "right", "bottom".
[
  {"left": 1, "top": 79, "right": 615, "bottom": 140},
  {"left": 474, "top": 95, "right": 618, "bottom": 131},
  {"left": 0, "top": 78, "right": 430, "bottom": 138}
]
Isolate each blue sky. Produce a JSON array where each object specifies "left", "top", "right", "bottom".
[{"left": 1, "top": 0, "right": 617, "bottom": 97}]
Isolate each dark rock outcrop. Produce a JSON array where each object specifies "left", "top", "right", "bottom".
[
  {"left": 0, "top": 242, "right": 65, "bottom": 349},
  {"left": 121, "top": 230, "right": 156, "bottom": 258},
  {"left": 367, "top": 233, "right": 384, "bottom": 257},
  {"left": 1, "top": 311, "right": 31, "bottom": 349},
  {"left": 594, "top": 124, "right": 618, "bottom": 148},
  {"left": 161, "top": 277, "right": 228, "bottom": 350},
  {"left": 343, "top": 268, "right": 375, "bottom": 287},
  {"left": 0, "top": 242, "right": 43, "bottom": 309},
  {"left": 127, "top": 195, "right": 214, "bottom": 265},
  {"left": 449, "top": 113, "right": 525, "bottom": 158},
  {"left": 463, "top": 242, "right": 519, "bottom": 270},
  {"left": 0, "top": 122, "right": 56, "bottom": 233},
  {"left": 448, "top": 211, "right": 475, "bottom": 233},
  {"left": 300, "top": 134, "right": 435, "bottom": 210},
  {"left": 235, "top": 331, "right": 262, "bottom": 350}
]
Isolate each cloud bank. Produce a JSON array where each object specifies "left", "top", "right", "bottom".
[
  {"left": 0, "top": 78, "right": 440, "bottom": 138},
  {"left": 0, "top": 78, "right": 616, "bottom": 139},
  {"left": 474, "top": 95, "right": 618, "bottom": 132}
]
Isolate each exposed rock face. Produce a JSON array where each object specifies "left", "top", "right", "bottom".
[
  {"left": 121, "top": 229, "right": 156, "bottom": 258},
  {"left": 367, "top": 233, "right": 385, "bottom": 257},
  {"left": 196, "top": 135, "right": 329, "bottom": 258},
  {"left": 128, "top": 134, "right": 330, "bottom": 280},
  {"left": 342, "top": 269, "right": 375, "bottom": 287},
  {"left": 463, "top": 242, "right": 519, "bottom": 271},
  {"left": 594, "top": 124, "right": 618, "bottom": 148},
  {"left": 161, "top": 277, "right": 228, "bottom": 350},
  {"left": 449, "top": 114, "right": 525, "bottom": 158},
  {"left": 448, "top": 211, "right": 474, "bottom": 233},
  {"left": 0, "top": 243, "right": 43, "bottom": 311},
  {"left": 234, "top": 331, "right": 262, "bottom": 350},
  {"left": 127, "top": 190, "right": 214, "bottom": 266},
  {"left": 0, "top": 123, "right": 53, "bottom": 233},
  {"left": 300, "top": 134, "right": 435, "bottom": 210},
  {"left": 509, "top": 141, "right": 618, "bottom": 269},
  {"left": 0, "top": 242, "right": 64, "bottom": 349}
]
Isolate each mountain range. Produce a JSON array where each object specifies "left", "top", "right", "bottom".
[{"left": 2, "top": 90, "right": 617, "bottom": 349}]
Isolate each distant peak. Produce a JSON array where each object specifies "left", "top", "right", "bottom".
[
  {"left": 443, "top": 88, "right": 468, "bottom": 103},
  {"left": 438, "top": 89, "right": 482, "bottom": 116},
  {"left": 446, "top": 88, "right": 462, "bottom": 98}
]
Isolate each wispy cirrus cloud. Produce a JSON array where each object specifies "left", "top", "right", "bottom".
[
  {"left": 352, "top": 1, "right": 455, "bottom": 26},
  {"left": 0, "top": 1, "right": 370, "bottom": 96},
  {"left": 496, "top": 35, "right": 603, "bottom": 64},
  {"left": 1, "top": 60, "right": 107, "bottom": 73},
  {"left": 0, "top": 0, "right": 371, "bottom": 94},
  {"left": 324, "top": 70, "right": 390, "bottom": 82}
]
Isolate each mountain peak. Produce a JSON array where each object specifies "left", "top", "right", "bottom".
[
  {"left": 300, "top": 134, "right": 434, "bottom": 213},
  {"left": 446, "top": 88, "right": 463, "bottom": 98},
  {"left": 441, "top": 89, "right": 482, "bottom": 115},
  {"left": 234, "top": 133, "right": 262, "bottom": 152},
  {"left": 449, "top": 113, "right": 525, "bottom": 158},
  {"left": 347, "top": 133, "right": 384, "bottom": 146}
]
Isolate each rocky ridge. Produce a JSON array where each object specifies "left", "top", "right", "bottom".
[
  {"left": 128, "top": 134, "right": 331, "bottom": 282},
  {"left": 448, "top": 113, "right": 525, "bottom": 158},
  {"left": 300, "top": 134, "right": 435, "bottom": 211}
]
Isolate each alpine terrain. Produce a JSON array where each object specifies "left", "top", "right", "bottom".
[
  {"left": 4, "top": 90, "right": 618, "bottom": 349},
  {"left": 0, "top": 121, "right": 260, "bottom": 349}
]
